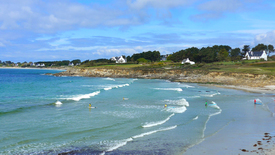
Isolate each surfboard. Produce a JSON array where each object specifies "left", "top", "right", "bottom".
[
  {"left": 255, "top": 103, "right": 262, "bottom": 105},
  {"left": 89, "top": 107, "right": 96, "bottom": 109}
]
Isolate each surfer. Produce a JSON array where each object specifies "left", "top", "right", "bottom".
[
  {"left": 205, "top": 101, "right": 208, "bottom": 107},
  {"left": 164, "top": 104, "right": 167, "bottom": 108},
  {"left": 254, "top": 99, "right": 256, "bottom": 104},
  {"left": 89, "top": 104, "right": 96, "bottom": 108}
]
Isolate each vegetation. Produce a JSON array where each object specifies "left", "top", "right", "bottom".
[{"left": 1, "top": 43, "right": 275, "bottom": 76}]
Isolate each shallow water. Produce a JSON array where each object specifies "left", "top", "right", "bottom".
[{"left": 0, "top": 68, "right": 275, "bottom": 154}]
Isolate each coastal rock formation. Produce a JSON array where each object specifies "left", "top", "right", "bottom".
[{"left": 54, "top": 68, "right": 275, "bottom": 87}]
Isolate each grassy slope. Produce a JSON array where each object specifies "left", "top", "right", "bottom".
[{"left": 77, "top": 60, "right": 275, "bottom": 76}]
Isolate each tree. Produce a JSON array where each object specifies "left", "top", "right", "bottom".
[
  {"left": 242, "top": 45, "right": 250, "bottom": 57},
  {"left": 268, "top": 44, "right": 274, "bottom": 53},
  {"left": 252, "top": 43, "right": 267, "bottom": 51},
  {"left": 137, "top": 58, "right": 149, "bottom": 63},
  {"left": 71, "top": 59, "right": 81, "bottom": 65},
  {"left": 217, "top": 48, "right": 229, "bottom": 61},
  {"left": 231, "top": 48, "right": 241, "bottom": 61}
]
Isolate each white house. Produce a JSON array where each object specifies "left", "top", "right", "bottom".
[
  {"left": 244, "top": 50, "right": 267, "bottom": 61},
  {"left": 181, "top": 58, "right": 195, "bottom": 65},
  {"left": 68, "top": 62, "right": 74, "bottom": 66},
  {"left": 111, "top": 56, "right": 127, "bottom": 63}
]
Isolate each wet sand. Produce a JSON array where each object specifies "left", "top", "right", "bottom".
[
  {"left": 202, "top": 84, "right": 275, "bottom": 94},
  {"left": 185, "top": 84, "right": 275, "bottom": 155}
]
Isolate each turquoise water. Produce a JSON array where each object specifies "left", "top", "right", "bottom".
[{"left": 1, "top": 68, "right": 275, "bottom": 154}]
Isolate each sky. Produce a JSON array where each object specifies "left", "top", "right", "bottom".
[{"left": 0, "top": 0, "right": 275, "bottom": 62}]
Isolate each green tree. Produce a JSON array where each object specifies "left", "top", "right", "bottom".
[
  {"left": 268, "top": 44, "right": 274, "bottom": 53},
  {"left": 242, "top": 45, "right": 250, "bottom": 56},
  {"left": 231, "top": 48, "right": 241, "bottom": 61},
  {"left": 71, "top": 59, "right": 81, "bottom": 65},
  {"left": 137, "top": 58, "right": 149, "bottom": 63},
  {"left": 252, "top": 43, "right": 267, "bottom": 51},
  {"left": 217, "top": 48, "right": 229, "bottom": 61}
]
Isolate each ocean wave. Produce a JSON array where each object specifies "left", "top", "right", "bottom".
[
  {"left": 154, "top": 88, "right": 183, "bottom": 92},
  {"left": 142, "top": 113, "right": 175, "bottom": 128},
  {"left": 165, "top": 98, "right": 189, "bottom": 107},
  {"left": 178, "top": 83, "right": 194, "bottom": 88},
  {"left": 65, "top": 91, "right": 100, "bottom": 101},
  {"left": 55, "top": 101, "right": 62, "bottom": 105},
  {"left": 104, "top": 77, "right": 115, "bottom": 81},
  {"left": 202, "top": 92, "right": 220, "bottom": 97},
  {"left": 165, "top": 106, "right": 187, "bottom": 113},
  {"left": 104, "top": 84, "right": 129, "bottom": 91},
  {"left": 132, "top": 125, "right": 177, "bottom": 139}
]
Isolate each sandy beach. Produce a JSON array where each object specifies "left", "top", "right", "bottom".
[
  {"left": 189, "top": 84, "right": 275, "bottom": 155},
  {"left": 202, "top": 84, "right": 275, "bottom": 94}
]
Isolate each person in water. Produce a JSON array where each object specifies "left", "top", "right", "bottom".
[
  {"left": 164, "top": 104, "right": 167, "bottom": 108},
  {"left": 205, "top": 101, "right": 208, "bottom": 107},
  {"left": 254, "top": 99, "right": 256, "bottom": 104}
]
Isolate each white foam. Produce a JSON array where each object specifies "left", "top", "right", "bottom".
[
  {"left": 66, "top": 91, "right": 100, "bottom": 101},
  {"left": 166, "top": 106, "right": 187, "bottom": 113},
  {"left": 208, "top": 101, "right": 221, "bottom": 110},
  {"left": 105, "top": 138, "right": 133, "bottom": 152},
  {"left": 202, "top": 92, "right": 220, "bottom": 97},
  {"left": 154, "top": 88, "right": 183, "bottom": 92},
  {"left": 178, "top": 83, "right": 194, "bottom": 88},
  {"left": 104, "top": 87, "right": 112, "bottom": 90},
  {"left": 193, "top": 116, "right": 199, "bottom": 120},
  {"left": 103, "top": 84, "right": 130, "bottom": 91},
  {"left": 104, "top": 77, "right": 115, "bottom": 81},
  {"left": 55, "top": 101, "right": 62, "bottom": 105},
  {"left": 142, "top": 113, "right": 175, "bottom": 128},
  {"left": 165, "top": 98, "right": 189, "bottom": 107},
  {"left": 132, "top": 125, "right": 177, "bottom": 139}
]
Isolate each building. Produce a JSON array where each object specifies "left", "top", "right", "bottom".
[
  {"left": 244, "top": 50, "right": 267, "bottom": 61},
  {"left": 111, "top": 56, "right": 127, "bottom": 63},
  {"left": 181, "top": 58, "right": 195, "bottom": 65},
  {"left": 68, "top": 62, "right": 74, "bottom": 66}
]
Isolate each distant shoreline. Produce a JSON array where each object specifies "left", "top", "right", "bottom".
[{"left": 0, "top": 66, "right": 67, "bottom": 70}]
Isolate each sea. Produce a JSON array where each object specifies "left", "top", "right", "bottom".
[{"left": 1, "top": 68, "right": 275, "bottom": 155}]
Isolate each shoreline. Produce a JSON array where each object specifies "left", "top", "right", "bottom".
[
  {"left": 200, "top": 84, "right": 275, "bottom": 94},
  {"left": 0, "top": 66, "right": 67, "bottom": 70}
]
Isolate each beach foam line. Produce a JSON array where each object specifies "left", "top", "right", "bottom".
[
  {"left": 142, "top": 113, "right": 175, "bottom": 128},
  {"left": 105, "top": 138, "right": 133, "bottom": 152},
  {"left": 66, "top": 91, "right": 100, "bottom": 101},
  {"left": 154, "top": 88, "right": 183, "bottom": 92},
  {"left": 132, "top": 125, "right": 177, "bottom": 139},
  {"left": 103, "top": 125, "right": 177, "bottom": 153}
]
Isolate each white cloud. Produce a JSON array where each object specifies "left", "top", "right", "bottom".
[
  {"left": 253, "top": 30, "right": 275, "bottom": 46},
  {"left": 127, "top": 0, "right": 194, "bottom": 9},
  {"left": 198, "top": 0, "right": 243, "bottom": 12}
]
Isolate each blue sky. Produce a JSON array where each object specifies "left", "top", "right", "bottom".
[{"left": 0, "top": 0, "right": 275, "bottom": 62}]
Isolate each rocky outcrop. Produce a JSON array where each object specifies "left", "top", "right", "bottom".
[{"left": 54, "top": 68, "right": 275, "bottom": 87}]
